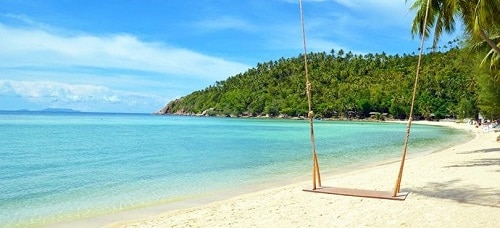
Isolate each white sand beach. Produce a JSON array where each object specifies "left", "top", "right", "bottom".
[{"left": 106, "top": 121, "right": 499, "bottom": 228}]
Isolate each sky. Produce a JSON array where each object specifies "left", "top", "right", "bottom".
[{"left": 0, "top": 0, "right": 461, "bottom": 113}]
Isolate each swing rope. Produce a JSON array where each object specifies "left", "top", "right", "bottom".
[
  {"left": 299, "top": 0, "right": 321, "bottom": 190},
  {"left": 393, "top": 0, "right": 431, "bottom": 197},
  {"left": 299, "top": 0, "right": 432, "bottom": 195}
]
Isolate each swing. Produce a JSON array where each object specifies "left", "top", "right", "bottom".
[{"left": 299, "top": 0, "right": 432, "bottom": 200}]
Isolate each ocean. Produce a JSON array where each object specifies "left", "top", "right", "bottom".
[{"left": 0, "top": 111, "right": 471, "bottom": 226}]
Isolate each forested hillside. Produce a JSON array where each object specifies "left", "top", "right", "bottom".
[{"left": 159, "top": 48, "right": 483, "bottom": 120}]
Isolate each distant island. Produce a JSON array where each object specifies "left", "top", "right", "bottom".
[{"left": 39, "top": 108, "right": 81, "bottom": 113}]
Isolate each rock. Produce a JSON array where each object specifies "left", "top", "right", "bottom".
[{"left": 201, "top": 108, "right": 215, "bottom": 116}]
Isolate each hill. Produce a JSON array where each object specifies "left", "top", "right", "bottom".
[{"left": 158, "top": 48, "right": 479, "bottom": 120}]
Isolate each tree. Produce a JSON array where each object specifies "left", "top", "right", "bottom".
[
  {"left": 476, "top": 63, "right": 500, "bottom": 119},
  {"left": 408, "top": 0, "right": 499, "bottom": 117},
  {"left": 158, "top": 49, "right": 477, "bottom": 120},
  {"left": 408, "top": 0, "right": 500, "bottom": 73}
]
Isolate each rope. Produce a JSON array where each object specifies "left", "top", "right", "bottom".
[
  {"left": 299, "top": 0, "right": 321, "bottom": 189},
  {"left": 393, "top": 0, "right": 431, "bottom": 196},
  {"left": 299, "top": 0, "right": 430, "bottom": 193}
]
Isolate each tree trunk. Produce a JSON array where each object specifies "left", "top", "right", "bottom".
[{"left": 478, "top": 28, "right": 500, "bottom": 54}]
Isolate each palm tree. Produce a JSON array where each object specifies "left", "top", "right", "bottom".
[
  {"left": 407, "top": 0, "right": 500, "bottom": 68},
  {"left": 408, "top": 0, "right": 456, "bottom": 50}
]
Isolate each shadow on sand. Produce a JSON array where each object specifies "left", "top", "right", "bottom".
[
  {"left": 444, "top": 158, "right": 500, "bottom": 171},
  {"left": 408, "top": 179, "right": 500, "bottom": 208},
  {"left": 458, "top": 147, "right": 500, "bottom": 154},
  {"left": 408, "top": 147, "right": 500, "bottom": 208},
  {"left": 453, "top": 147, "right": 500, "bottom": 172}
]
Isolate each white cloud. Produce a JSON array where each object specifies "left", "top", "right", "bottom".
[
  {"left": 330, "top": 1, "right": 411, "bottom": 26},
  {"left": 0, "top": 79, "right": 168, "bottom": 111},
  {"left": 0, "top": 23, "right": 251, "bottom": 81},
  {"left": 0, "top": 80, "right": 111, "bottom": 102},
  {"left": 333, "top": 0, "right": 409, "bottom": 13},
  {"left": 194, "top": 16, "right": 257, "bottom": 32},
  {"left": 103, "top": 95, "right": 121, "bottom": 104}
]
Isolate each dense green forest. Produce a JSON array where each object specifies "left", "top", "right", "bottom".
[{"left": 159, "top": 48, "right": 499, "bottom": 120}]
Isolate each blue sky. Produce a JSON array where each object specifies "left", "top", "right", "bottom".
[{"left": 0, "top": 0, "right": 459, "bottom": 113}]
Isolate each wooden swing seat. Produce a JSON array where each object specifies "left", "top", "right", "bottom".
[
  {"left": 298, "top": 0, "right": 431, "bottom": 202},
  {"left": 303, "top": 186, "right": 409, "bottom": 200}
]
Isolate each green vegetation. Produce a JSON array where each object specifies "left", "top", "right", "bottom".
[
  {"left": 408, "top": 0, "right": 500, "bottom": 69},
  {"left": 159, "top": 0, "right": 500, "bottom": 120},
  {"left": 159, "top": 47, "right": 494, "bottom": 120},
  {"left": 408, "top": 0, "right": 500, "bottom": 120}
]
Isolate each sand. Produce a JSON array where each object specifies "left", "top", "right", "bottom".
[{"left": 106, "top": 121, "right": 499, "bottom": 228}]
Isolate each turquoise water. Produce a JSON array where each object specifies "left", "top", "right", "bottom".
[{"left": 0, "top": 112, "right": 471, "bottom": 226}]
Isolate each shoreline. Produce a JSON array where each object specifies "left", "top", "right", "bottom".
[
  {"left": 49, "top": 121, "right": 500, "bottom": 227},
  {"left": 107, "top": 121, "right": 498, "bottom": 227}
]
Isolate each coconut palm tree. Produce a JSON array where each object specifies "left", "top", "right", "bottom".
[
  {"left": 408, "top": 0, "right": 500, "bottom": 68},
  {"left": 408, "top": 0, "right": 457, "bottom": 50}
]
